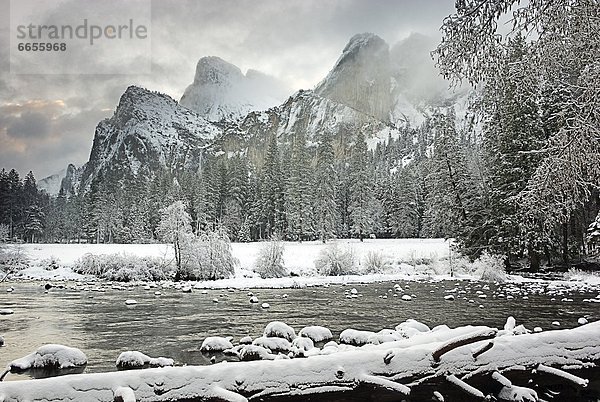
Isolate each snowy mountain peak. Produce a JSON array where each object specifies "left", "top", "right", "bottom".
[
  {"left": 180, "top": 57, "right": 290, "bottom": 122},
  {"left": 315, "top": 33, "right": 392, "bottom": 122},
  {"left": 79, "top": 85, "right": 222, "bottom": 191},
  {"left": 190, "top": 56, "right": 244, "bottom": 86}
]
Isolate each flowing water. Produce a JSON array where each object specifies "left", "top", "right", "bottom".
[{"left": 0, "top": 279, "right": 599, "bottom": 382}]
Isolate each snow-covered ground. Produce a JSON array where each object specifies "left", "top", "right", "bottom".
[
  {"left": 7, "top": 238, "right": 600, "bottom": 288},
  {"left": 11, "top": 239, "right": 451, "bottom": 283}
]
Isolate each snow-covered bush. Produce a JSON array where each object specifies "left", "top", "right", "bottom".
[
  {"left": 363, "top": 251, "right": 391, "bottom": 273},
  {"left": 473, "top": 252, "right": 507, "bottom": 282},
  {"left": 254, "top": 238, "right": 286, "bottom": 279},
  {"left": 314, "top": 242, "right": 357, "bottom": 276},
  {"left": 564, "top": 268, "right": 600, "bottom": 282},
  {"left": 0, "top": 243, "right": 29, "bottom": 276},
  {"left": 73, "top": 253, "right": 171, "bottom": 282},
  {"left": 178, "top": 227, "right": 237, "bottom": 281},
  {"left": 429, "top": 252, "right": 506, "bottom": 282}
]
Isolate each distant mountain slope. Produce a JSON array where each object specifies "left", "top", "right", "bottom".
[
  {"left": 180, "top": 56, "right": 290, "bottom": 122},
  {"left": 79, "top": 86, "right": 222, "bottom": 190}
]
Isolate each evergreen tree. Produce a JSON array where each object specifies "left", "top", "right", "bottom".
[
  {"left": 348, "top": 131, "right": 380, "bottom": 240},
  {"left": 6, "top": 169, "right": 23, "bottom": 240},
  {"left": 313, "top": 133, "right": 337, "bottom": 242},
  {"left": 481, "top": 34, "right": 547, "bottom": 267},
  {"left": 261, "top": 134, "right": 286, "bottom": 238},
  {"left": 422, "top": 109, "right": 480, "bottom": 246},
  {"left": 285, "top": 130, "right": 313, "bottom": 241}
]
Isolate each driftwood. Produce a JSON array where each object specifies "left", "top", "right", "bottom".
[{"left": 0, "top": 322, "right": 599, "bottom": 402}]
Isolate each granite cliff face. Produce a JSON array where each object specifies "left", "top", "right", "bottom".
[
  {"left": 48, "top": 32, "right": 465, "bottom": 193},
  {"left": 315, "top": 33, "right": 393, "bottom": 123},
  {"left": 79, "top": 86, "right": 222, "bottom": 190}
]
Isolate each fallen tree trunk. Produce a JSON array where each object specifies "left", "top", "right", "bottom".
[{"left": 1, "top": 322, "right": 599, "bottom": 402}]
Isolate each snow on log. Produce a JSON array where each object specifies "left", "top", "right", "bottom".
[
  {"left": 471, "top": 341, "right": 494, "bottom": 360},
  {"left": 114, "top": 386, "right": 136, "bottom": 402},
  {"left": 432, "top": 328, "right": 498, "bottom": 361},
  {"left": 497, "top": 384, "right": 538, "bottom": 402},
  {"left": 534, "top": 364, "right": 589, "bottom": 387},
  {"left": 359, "top": 374, "right": 410, "bottom": 395},
  {"left": 446, "top": 374, "right": 485, "bottom": 399},
  {"left": 0, "top": 322, "right": 598, "bottom": 401}
]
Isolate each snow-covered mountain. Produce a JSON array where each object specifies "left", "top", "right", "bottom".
[
  {"left": 315, "top": 33, "right": 393, "bottom": 123},
  {"left": 62, "top": 32, "right": 468, "bottom": 194},
  {"left": 238, "top": 89, "right": 399, "bottom": 159},
  {"left": 38, "top": 164, "right": 81, "bottom": 196},
  {"left": 38, "top": 168, "right": 67, "bottom": 195},
  {"left": 180, "top": 56, "right": 289, "bottom": 122},
  {"left": 79, "top": 85, "right": 222, "bottom": 191}
]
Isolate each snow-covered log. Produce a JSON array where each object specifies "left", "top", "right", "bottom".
[{"left": 0, "top": 322, "right": 598, "bottom": 401}]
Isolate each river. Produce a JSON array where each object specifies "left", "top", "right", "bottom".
[{"left": 0, "top": 279, "right": 598, "bottom": 382}]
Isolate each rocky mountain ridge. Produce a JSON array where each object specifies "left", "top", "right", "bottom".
[{"left": 42, "top": 32, "right": 463, "bottom": 194}]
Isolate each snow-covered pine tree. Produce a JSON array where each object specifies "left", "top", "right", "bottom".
[
  {"left": 480, "top": 34, "right": 546, "bottom": 265},
  {"left": 222, "top": 155, "right": 249, "bottom": 240},
  {"left": 587, "top": 212, "right": 600, "bottom": 257},
  {"left": 285, "top": 130, "right": 313, "bottom": 241},
  {"left": 261, "top": 134, "right": 285, "bottom": 238},
  {"left": 21, "top": 172, "right": 44, "bottom": 242},
  {"left": 313, "top": 132, "right": 337, "bottom": 243},
  {"left": 434, "top": 0, "right": 600, "bottom": 266},
  {"left": 383, "top": 167, "right": 420, "bottom": 238},
  {"left": 421, "top": 108, "right": 480, "bottom": 245},
  {"left": 348, "top": 131, "right": 380, "bottom": 241}
]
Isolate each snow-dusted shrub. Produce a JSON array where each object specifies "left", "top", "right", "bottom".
[
  {"left": 254, "top": 238, "right": 286, "bottom": 279},
  {"left": 473, "top": 252, "right": 507, "bottom": 282},
  {"left": 564, "top": 268, "right": 600, "bottom": 282},
  {"left": 0, "top": 243, "right": 29, "bottom": 275},
  {"left": 73, "top": 253, "right": 171, "bottom": 282},
  {"left": 178, "top": 228, "right": 237, "bottom": 281},
  {"left": 314, "top": 242, "right": 357, "bottom": 276},
  {"left": 363, "top": 250, "right": 391, "bottom": 273}
]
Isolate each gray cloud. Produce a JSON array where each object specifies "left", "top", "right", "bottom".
[
  {"left": 6, "top": 110, "right": 50, "bottom": 139},
  {"left": 0, "top": 0, "right": 455, "bottom": 179}
]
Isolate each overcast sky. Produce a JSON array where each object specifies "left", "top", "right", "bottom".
[{"left": 0, "top": 0, "right": 455, "bottom": 179}]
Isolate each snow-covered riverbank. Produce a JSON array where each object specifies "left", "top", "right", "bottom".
[
  {"left": 4, "top": 239, "right": 600, "bottom": 288},
  {"left": 8, "top": 239, "right": 449, "bottom": 282}
]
